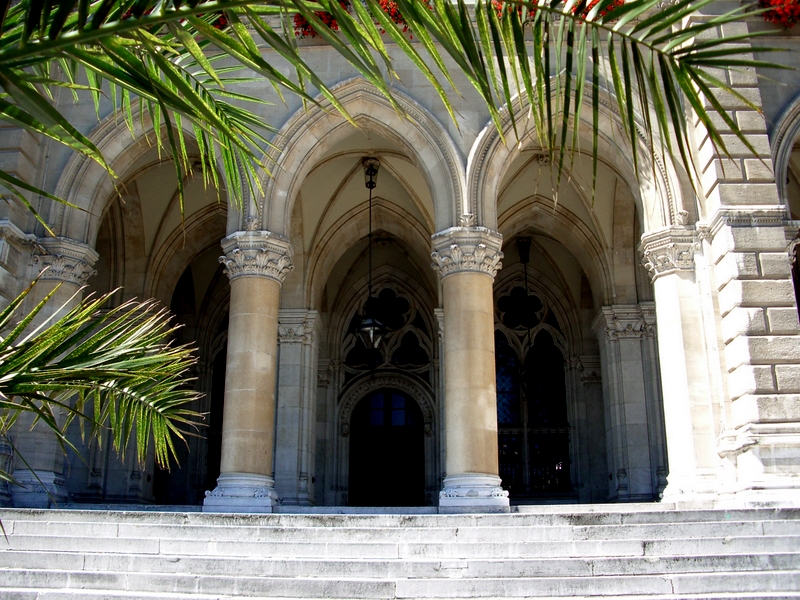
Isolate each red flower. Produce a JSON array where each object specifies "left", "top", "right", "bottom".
[
  {"left": 759, "top": 0, "right": 800, "bottom": 28},
  {"left": 294, "top": 1, "right": 351, "bottom": 38}
]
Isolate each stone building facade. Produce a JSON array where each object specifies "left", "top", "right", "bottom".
[{"left": 1, "top": 10, "right": 800, "bottom": 512}]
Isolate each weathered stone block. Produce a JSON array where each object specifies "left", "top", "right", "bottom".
[
  {"left": 712, "top": 226, "right": 792, "bottom": 257},
  {"left": 715, "top": 252, "right": 759, "bottom": 287},
  {"left": 728, "top": 364, "right": 776, "bottom": 400},
  {"left": 718, "top": 280, "right": 795, "bottom": 316},
  {"left": 710, "top": 183, "right": 781, "bottom": 206},
  {"left": 731, "top": 394, "right": 800, "bottom": 426},
  {"left": 767, "top": 307, "right": 800, "bottom": 334},
  {"left": 743, "top": 159, "right": 775, "bottom": 182},
  {"left": 725, "top": 335, "right": 800, "bottom": 370},
  {"left": 721, "top": 307, "right": 767, "bottom": 342},
  {"left": 776, "top": 365, "right": 800, "bottom": 392},
  {"left": 736, "top": 112, "right": 769, "bottom": 133},
  {"left": 758, "top": 253, "right": 792, "bottom": 278}
]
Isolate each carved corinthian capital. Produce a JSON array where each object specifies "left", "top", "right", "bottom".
[
  {"left": 430, "top": 227, "right": 503, "bottom": 279},
  {"left": 639, "top": 227, "right": 696, "bottom": 281},
  {"left": 35, "top": 237, "right": 99, "bottom": 286},
  {"left": 219, "top": 230, "right": 293, "bottom": 283}
]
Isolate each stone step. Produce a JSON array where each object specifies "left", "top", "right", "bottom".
[
  {"left": 2, "top": 569, "right": 799, "bottom": 598},
  {"left": 2, "top": 550, "right": 799, "bottom": 578},
  {"left": 9, "top": 518, "right": 798, "bottom": 543},
  {"left": 2, "top": 506, "right": 799, "bottom": 528},
  {"left": 4, "top": 531, "right": 799, "bottom": 558},
  {"left": 3, "top": 593, "right": 798, "bottom": 600}
]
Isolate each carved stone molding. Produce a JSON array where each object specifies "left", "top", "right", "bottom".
[
  {"left": 219, "top": 230, "right": 293, "bottom": 283},
  {"left": 594, "top": 305, "right": 650, "bottom": 341},
  {"left": 579, "top": 355, "right": 602, "bottom": 384},
  {"left": 338, "top": 373, "right": 435, "bottom": 438},
  {"left": 434, "top": 308, "right": 445, "bottom": 343},
  {"left": 34, "top": 237, "right": 99, "bottom": 286},
  {"left": 278, "top": 309, "right": 318, "bottom": 345},
  {"left": 639, "top": 227, "right": 696, "bottom": 281},
  {"left": 430, "top": 227, "right": 503, "bottom": 279},
  {"left": 703, "top": 207, "right": 788, "bottom": 240}
]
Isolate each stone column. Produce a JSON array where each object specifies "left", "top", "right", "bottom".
[
  {"left": 203, "top": 230, "right": 293, "bottom": 513},
  {"left": 431, "top": 226, "right": 509, "bottom": 512},
  {"left": 641, "top": 227, "right": 719, "bottom": 501},
  {"left": 11, "top": 237, "right": 98, "bottom": 508},
  {"left": 274, "top": 309, "right": 318, "bottom": 506}
]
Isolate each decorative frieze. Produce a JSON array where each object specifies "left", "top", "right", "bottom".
[
  {"left": 278, "top": 309, "right": 318, "bottom": 345},
  {"left": 438, "top": 474, "right": 509, "bottom": 511},
  {"left": 430, "top": 226, "right": 503, "bottom": 279},
  {"left": 220, "top": 230, "right": 293, "bottom": 283},
  {"left": 639, "top": 226, "right": 696, "bottom": 281},
  {"left": 34, "top": 237, "right": 99, "bottom": 286}
]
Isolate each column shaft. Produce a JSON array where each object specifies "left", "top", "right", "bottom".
[{"left": 432, "top": 226, "right": 509, "bottom": 512}]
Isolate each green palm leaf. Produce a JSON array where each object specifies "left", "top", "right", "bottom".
[{"left": 0, "top": 277, "right": 203, "bottom": 480}]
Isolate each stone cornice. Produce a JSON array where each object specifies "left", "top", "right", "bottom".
[
  {"left": 220, "top": 230, "right": 293, "bottom": 283},
  {"left": 639, "top": 226, "right": 696, "bottom": 281},
  {"left": 34, "top": 237, "right": 98, "bottom": 286},
  {"left": 700, "top": 206, "right": 788, "bottom": 240},
  {"left": 430, "top": 226, "right": 503, "bottom": 279}
]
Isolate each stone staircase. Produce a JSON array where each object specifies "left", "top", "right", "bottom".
[{"left": 1, "top": 505, "right": 799, "bottom": 599}]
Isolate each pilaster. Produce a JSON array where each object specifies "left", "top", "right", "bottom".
[
  {"left": 640, "top": 227, "right": 719, "bottom": 501},
  {"left": 592, "top": 304, "right": 665, "bottom": 502},
  {"left": 274, "top": 309, "right": 319, "bottom": 506},
  {"left": 10, "top": 237, "right": 98, "bottom": 508},
  {"left": 431, "top": 226, "right": 509, "bottom": 512},
  {"left": 203, "top": 230, "right": 293, "bottom": 513}
]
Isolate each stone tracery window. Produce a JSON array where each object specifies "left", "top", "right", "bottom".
[
  {"left": 494, "top": 284, "right": 571, "bottom": 497},
  {"left": 343, "top": 287, "right": 433, "bottom": 384}
]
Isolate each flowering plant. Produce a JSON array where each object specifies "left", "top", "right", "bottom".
[
  {"left": 759, "top": 0, "right": 800, "bottom": 28},
  {"left": 294, "top": 1, "right": 350, "bottom": 38},
  {"left": 375, "top": 0, "right": 431, "bottom": 34}
]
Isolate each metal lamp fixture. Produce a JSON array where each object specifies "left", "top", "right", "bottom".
[{"left": 357, "top": 157, "right": 386, "bottom": 350}]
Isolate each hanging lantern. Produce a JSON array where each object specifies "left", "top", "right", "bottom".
[{"left": 356, "top": 156, "right": 386, "bottom": 352}]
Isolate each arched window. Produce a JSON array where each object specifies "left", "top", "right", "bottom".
[{"left": 495, "top": 286, "right": 571, "bottom": 497}]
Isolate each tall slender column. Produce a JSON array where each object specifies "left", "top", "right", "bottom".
[
  {"left": 431, "top": 226, "right": 509, "bottom": 512},
  {"left": 203, "top": 230, "right": 293, "bottom": 513},
  {"left": 274, "top": 309, "right": 318, "bottom": 506},
  {"left": 11, "top": 237, "right": 98, "bottom": 507}
]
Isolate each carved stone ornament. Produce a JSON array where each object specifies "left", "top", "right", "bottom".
[
  {"left": 595, "top": 305, "right": 649, "bottom": 341},
  {"left": 278, "top": 309, "right": 318, "bottom": 345},
  {"left": 34, "top": 237, "right": 99, "bottom": 286},
  {"left": 430, "top": 227, "right": 503, "bottom": 279},
  {"left": 219, "top": 230, "right": 293, "bottom": 283},
  {"left": 639, "top": 227, "right": 696, "bottom": 281}
]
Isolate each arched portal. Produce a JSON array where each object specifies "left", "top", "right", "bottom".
[{"left": 349, "top": 389, "right": 425, "bottom": 506}]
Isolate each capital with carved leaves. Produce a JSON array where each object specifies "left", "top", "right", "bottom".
[
  {"left": 639, "top": 226, "right": 696, "bottom": 282},
  {"left": 430, "top": 227, "right": 503, "bottom": 279},
  {"left": 219, "top": 230, "right": 294, "bottom": 283},
  {"left": 34, "top": 237, "right": 99, "bottom": 286}
]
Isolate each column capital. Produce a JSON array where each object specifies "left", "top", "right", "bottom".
[
  {"left": 34, "top": 237, "right": 98, "bottom": 286},
  {"left": 639, "top": 226, "right": 697, "bottom": 282},
  {"left": 430, "top": 227, "right": 503, "bottom": 279},
  {"left": 593, "top": 305, "right": 650, "bottom": 341},
  {"left": 220, "top": 230, "right": 293, "bottom": 283}
]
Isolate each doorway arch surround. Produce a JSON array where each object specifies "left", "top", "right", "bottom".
[{"left": 335, "top": 373, "right": 438, "bottom": 506}]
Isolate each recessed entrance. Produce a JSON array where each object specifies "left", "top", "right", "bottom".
[{"left": 349, "top": 389, "right": 424, "bottom": 506}]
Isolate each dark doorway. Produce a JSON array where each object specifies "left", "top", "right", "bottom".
[{"left": 349, "top": 390, "right": 425, "bottom": 506}]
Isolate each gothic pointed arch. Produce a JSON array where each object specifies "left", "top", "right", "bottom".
[{"left": 259, "top": 77, "right": 465, "bottom": 237}]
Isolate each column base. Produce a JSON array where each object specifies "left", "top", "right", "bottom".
[
  {"left": 438, "top": 474, "right": 510, "bottom": 513},
  {"left": 10, "top": 469, "right": 69, "bottom": 508},
  {"left": 203, "top": 473, "right": 279, "bottom": 513}
]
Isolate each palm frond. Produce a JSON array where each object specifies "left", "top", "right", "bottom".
[
  {"left": 0, "top": 277, "right": 203, "bottom": 480},
  {"left": 0, "top": 0, "right": 783, "bottom": 218}
]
